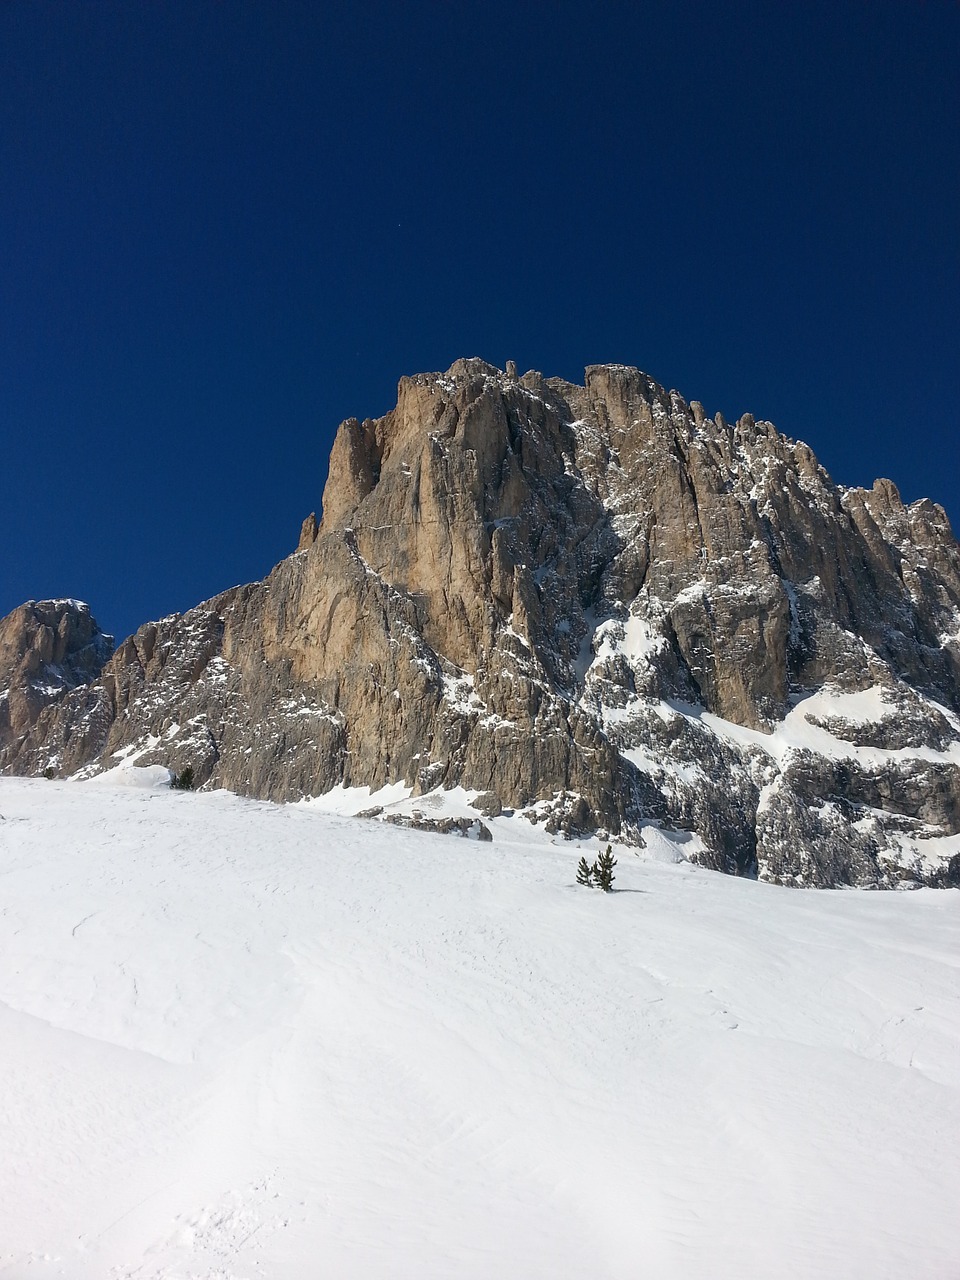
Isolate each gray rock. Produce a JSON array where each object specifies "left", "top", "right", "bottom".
[
  {"left": 473, "top": 791, "right": 502, "bottom": 818},
  {"left": 385, "top": 813, "right": 493, "bottom": 841},
  {"left": 3, "top": 359, "right": 959, "bottom": 887},
  {"left": 0, "top": 600, "right": 114, "bottom": 773}
]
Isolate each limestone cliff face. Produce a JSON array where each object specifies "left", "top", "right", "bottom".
[
  {"left": 0, "top": 600, "right": 113, "bottom": 750},
  {"left": 3, "top": 360, "right": 960, "bottom": 888}
]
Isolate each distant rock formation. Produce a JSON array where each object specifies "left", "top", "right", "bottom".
[
  {"left": 3, "top": 360, "right": 959, "bottom": 887},
  {"left": 0, "top": 600, "right": 113, "bottom": 749}
]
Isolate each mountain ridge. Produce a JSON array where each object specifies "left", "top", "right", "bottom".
[{"left": 3, "top": 359, "right": 959, "bottom": 887}]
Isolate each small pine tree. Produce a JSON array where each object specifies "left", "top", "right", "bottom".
[
  {"left": 576, "top": 855, "right": 594, "bottom": 886},
  {"left": 171, "top": 765, "right": 195, "bottom": 791},
  {"left": 594, "top": 844, "right": 617, "bottom": 892}
]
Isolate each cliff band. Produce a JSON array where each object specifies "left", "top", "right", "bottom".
[{"left": 3, "top": 359, "right": 959, "bottom": 887}]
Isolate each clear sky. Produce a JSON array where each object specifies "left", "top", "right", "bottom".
[{"left": 2, "top": 0, "right": 958, "bottom": 644}]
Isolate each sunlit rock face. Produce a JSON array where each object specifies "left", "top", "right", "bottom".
[
  {"left": 3, "top": 360, "right": 960, "bottom": 887},
  {"left": 0, "top": 599, "right": 113, "bottom": 746}
]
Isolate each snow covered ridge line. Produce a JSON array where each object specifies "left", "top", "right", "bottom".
[{"left": 2, "top": 359, "right": 960, "bottom": 888}]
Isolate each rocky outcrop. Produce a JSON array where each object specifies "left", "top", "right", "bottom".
[
  {"left": 3, "top": 360, "right": 959, "bottom": 888},
  {"left": 0, "top": 600, "right": 114, "bottom": 754}
]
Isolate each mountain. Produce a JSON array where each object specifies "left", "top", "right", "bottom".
[
  {"left": 0, "top": 599, "right": 114, "bottom": 753},
  {"left": 3, "top": 359, "right": 960, "bottom": 887}
]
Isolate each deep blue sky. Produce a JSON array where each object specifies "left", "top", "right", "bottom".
[{"left": 2, "top": 1, "right": 958, "bottom": 644}]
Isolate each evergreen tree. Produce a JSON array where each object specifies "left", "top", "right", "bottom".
[
  {"left": 594, "top": 844, "right": 617, "bottom": 892},
  {"left": 171, "top": 765, "right": 195, "bottom": 791},
  {"left": 576, "top": 855, "right": 594, "bottom": 886}
]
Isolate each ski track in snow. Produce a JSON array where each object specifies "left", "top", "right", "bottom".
[{"left": 0, "top": 776, "right": 958, "bottom": 1279}]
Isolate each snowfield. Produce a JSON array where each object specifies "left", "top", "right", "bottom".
[{"left": 1, "top": 775, "right": 958, "bottom": 1279}]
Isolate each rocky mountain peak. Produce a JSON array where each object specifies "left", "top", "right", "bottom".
[
  {"left": 2, "top": 360, "right": 959, "bottom": 888},
  {"left": 0, "top": 599, "right": 114, "bottom": 744}
]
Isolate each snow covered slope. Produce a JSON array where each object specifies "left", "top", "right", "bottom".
[{"left": 1, "top": 773, "right": 959, "bottom": 1279}]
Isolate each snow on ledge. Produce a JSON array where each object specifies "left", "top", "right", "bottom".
[{"left": 83, "top": 763, "right": 175, "bottom": 790}]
